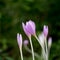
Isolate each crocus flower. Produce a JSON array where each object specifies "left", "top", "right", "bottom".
[
  {"left": 24, "top": 40, "right": 29, "bottom": 45},
  {"left": 17, "top": 33, "right": 22, "bottom": 48},
  {"left": 43, "top": 25, "right": 48, "bottom": 37},
  {"left": 22, "top": 20, "right": 36, "bottom": 37},
  {"left": 17, "top": 33, "right": 23, "bottom": 60}
]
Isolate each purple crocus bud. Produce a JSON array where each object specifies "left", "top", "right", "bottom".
[
  {"left": 27, "top": 20, "right": 36, "bottom": 35},
  {"left": 22, "top": 20, "right": 36, "bottom": 37},
  {"left": 43, "top": 25, "right": 48, "bottom": 37},
  {"left": 17, "top": 33, "right": 22, "bottom": 48},
  {"left": 24, "top": 40, "right": 29, "bottom": 45}
]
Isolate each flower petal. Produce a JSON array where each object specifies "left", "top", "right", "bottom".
[
  {"left": 29, "top": 20, "right": 36, "bottom": 34},
  {"left": 17, "top": 33, "right": 22, "bottom": 47},
  {"left": 25, "top": 20, "right": 36, "bottom": 35},
  {"left": 43, "top": 25, "right": 48, "bottom": 37},
  {"left": 22, "top": 23, "right": 31, "bottom": 36},
  {"left": 24, "top": 40, "right": 29, "bottom": 45},
  {"left": 20, "top": 34, "right": 22, "bottom": 47}
]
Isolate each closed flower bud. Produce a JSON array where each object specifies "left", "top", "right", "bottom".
[
  {"left": 43, "top": 25, "right": 48, "bottom": 37},
  {"left": 48, "top": 37, "right": 52, "bottom": 48},
  {"left": 24, "top": 40, "right": 29, "bottom": 45},
  {"left": 22, "top": 20, "right": 36, "bottom": 37},
  {"left": 17, "top": 33, "right": 22, "bottom": 48}
]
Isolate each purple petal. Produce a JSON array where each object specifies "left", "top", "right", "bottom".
[
  {"left": 43, "top": 25, "right": 48, "bottom": 37},
  {"left": 25, "top": 20, "right": 36, "bottom": 35},
  {"left": 20, "top": 34, "right": 22, "bottom": 46},
  {"left": 29, "top": 20, "right": 35, "bottom": 29},
  {"left": 22, "top": 23, "right": 31, "bottom": 36},
  {"left": 17, "top": 33, "right": 22, "bottom": 47},
  {"left": 29, "top": 20, "right": 36, "bottom": 34},
  {"left": 26, "top": 22, "right": 34, "bottom": 34},
  {"left": 24, "top": 40, "right": 29, "bottom": 45}
]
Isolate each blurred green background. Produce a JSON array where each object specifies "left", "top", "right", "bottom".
[{"left": 0, "top": 0, "right": 60, "bottom": 60}]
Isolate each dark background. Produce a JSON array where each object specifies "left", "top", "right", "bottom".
[{"left": 0, "top": 0, "right": 60, "bottom": 60}]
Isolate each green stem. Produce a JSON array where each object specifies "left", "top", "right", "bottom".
[
  {"left": 24, "top": 45, "right": 40, "bottom": 58},
  {"left": 45, "top": 38, "right": 48, "bottom": 60},
  {"left": 20, "top": 47, "right": 23, "bottom": 60},
  {"left": 34, "top": 35, "right": 46, "bottom": 60},
  {"left": 29, "top": 37, "right": 35, "bottom": 60},
  {"left": 34, "top": 35, "right": 41, "bottom": 46}
]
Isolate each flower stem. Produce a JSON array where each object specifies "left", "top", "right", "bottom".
[
  {"left": 45, "top": 38, "right": 48, "bottom": 60},
  {"left": 24, "top": 45, "right": 40, "bottom": 58},
  {"left": 20, "top": 47, "right": 23, "bottom": 60},
  {"left": 34, "top": 35, "right": 43, "bottom": 48},
  {"left": 29, "top": 37, "right": 35, "bottom": 60},
  {"left": 34, "top": 35, "right": 46, "bottom": 60}
]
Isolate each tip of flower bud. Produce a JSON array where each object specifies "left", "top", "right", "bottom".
[
  {"left": 43, "top": 25, "right": 48, "bottom": 37},
  {"left": 48, "top": 37, "right": 52, "bottom": 48},
  {"left": 17, "top": 33, "right": 22, "bottom": 48},
  {"left": 24, "top": 40, "right": 29, "bottom": 45}
]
